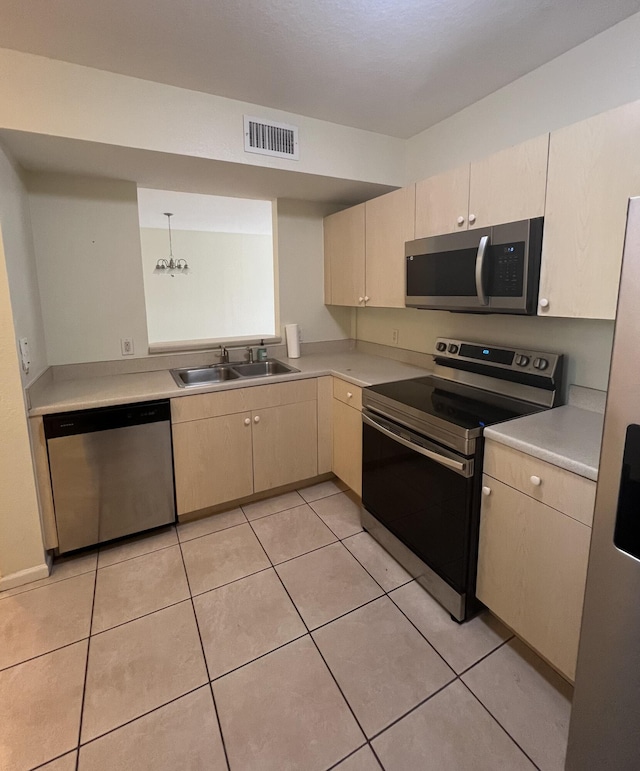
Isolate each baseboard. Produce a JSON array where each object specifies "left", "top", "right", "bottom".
[{"left": 0, "top": 562, "right": 51, "bottom": 592}]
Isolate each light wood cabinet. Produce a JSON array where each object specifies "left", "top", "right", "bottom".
[
  {"left": 253, "top": 401, "right": 318, "bottom": 492},
  {"left": 415, "top": 165, "right": 470, "bottom": 238},
  {"left": 468, "top": 134, "right": 548, "bottom": 229},
  {"left": 324, "top": 203, "right": 365, "bottom": 306},
  {"left": 364, "top": 186, "right": 415, "bottom": 307},
  {"left": 324, "top": 187, "right": 414, "bottom": 308},
  {"left": 331, "top": 377, "right": 362, "bottom": 496},
  {"left": 477, "top": 440, "right": 595, "bottom": 681},
  {"left": 173, "top": 413, "right": 254, "bottom": 514},
  {"left": 539, "top": 100, "right": 640, "bottom": 319},
  {"left": 415, "top": 135, "right": 548, "bottom": 238},
  {"left": 171, "top": 380, "right": 319, "bottom": 515}
]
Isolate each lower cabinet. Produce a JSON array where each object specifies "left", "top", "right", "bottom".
[
  {"left": 171, "top": 380, "right": 319, "bottom": 516},
  {"left": 331, "top": 378, "right": 362, "bottom": 496},
  {"left": 477, "top": 440, "right": 595, "bottom": 681}
]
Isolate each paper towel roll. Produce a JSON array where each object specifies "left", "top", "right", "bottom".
[{"left": 284, "top": 324, "right": 300, "bottom": 358}]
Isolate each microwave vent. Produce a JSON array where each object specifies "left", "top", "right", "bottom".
[{"left": 243, "top": 116, "right": 299, "bottom": 160}]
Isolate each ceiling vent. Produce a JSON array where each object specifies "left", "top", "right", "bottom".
[{"left": 244, "top": 115, "right": 299, "bottom": 161}]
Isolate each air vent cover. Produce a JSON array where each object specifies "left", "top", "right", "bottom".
[{"left": 244, "top": 115, "right": 299, "bottom": 160}]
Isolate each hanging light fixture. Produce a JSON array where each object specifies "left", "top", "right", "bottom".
[{"left": 153, "top": 212, "right": 190, "bottom": 276}]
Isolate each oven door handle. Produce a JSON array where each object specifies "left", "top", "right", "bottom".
[
  {"left": 362, "top": 413, "right": 472, "bottom": 477},
  {"left": 475, "top": 235, "right": 490, "bottom": 306}
]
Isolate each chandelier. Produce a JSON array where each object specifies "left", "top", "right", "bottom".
[{"left": 153, "top": 213, "right": 190, "bottom": 275}]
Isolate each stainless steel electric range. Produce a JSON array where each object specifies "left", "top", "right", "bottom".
[{"left": 361, "top": 338, "right": 564, "bottom": 622}]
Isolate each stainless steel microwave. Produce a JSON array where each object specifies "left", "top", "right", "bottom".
[{"left": 405, "top": 217, "right": 543, "bottom": 314}]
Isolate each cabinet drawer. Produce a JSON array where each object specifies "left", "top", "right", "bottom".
[
  {"left": 171, "top": 379, "right": 317, "bottom": 423},
  {"left": 484, "top": 440, "right": 596, "bottom": 526},
  {"left": 333, "top": 378, "right": 362, "bottom": 411},
  {"left": 477, "top": 475, "right": 591, "bottom": 681}
]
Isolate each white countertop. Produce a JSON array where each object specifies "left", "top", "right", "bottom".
[
  {"left": 484, "top": 404, "right": 604, "bottom": 481},
  {"left": 28, "top": 351, "right": 431, "bottom": 416}
]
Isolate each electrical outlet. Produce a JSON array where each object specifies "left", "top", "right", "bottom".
[
  {"left": 121, "top": 338, "right": 134, "bottom": 356},
  {"left": 392, "top": 328, "right": 399, "bottom": 346}
]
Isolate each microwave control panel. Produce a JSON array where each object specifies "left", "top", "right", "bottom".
[{"left": 490, "top": 242, "right": 525, "bottom": 296}]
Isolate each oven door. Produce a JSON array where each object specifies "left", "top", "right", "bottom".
[{"left": 361, "top": 409, "right": 476, "bottom": 598}]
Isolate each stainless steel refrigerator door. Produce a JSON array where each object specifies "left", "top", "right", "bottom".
[
  {"left": 48, "top": 420, "right": 175, "bottom": 553},
  {"left": 566, "top": 197, "right": 640, "bottom": 770}
]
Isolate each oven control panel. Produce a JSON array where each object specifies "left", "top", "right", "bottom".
[{"left": 434, "top": 338, "right": 561, "bottom": 377}]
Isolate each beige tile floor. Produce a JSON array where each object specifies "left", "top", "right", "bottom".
[{"left": 0, "top": 477, "right": 573, "bottom": 771}]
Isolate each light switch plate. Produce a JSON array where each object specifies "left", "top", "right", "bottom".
[
  {"left": 18, "top": 337, "right": 30, "bottom": 374},
  {"left": 121, "top": 338, "right": 134, "bottom": 356}
]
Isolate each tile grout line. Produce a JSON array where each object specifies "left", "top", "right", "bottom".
[
  {"left": 176, "top": 533, "right": 232, "bottom": 771},
  {"left": 456, "top": 635, "right": 515, "bottom": 679},
  {"left": 74, "top": 565, "right": 98, "bottom": 771},
  {"left": 0, "top": 635, "right": 93, "bottom": 675},
  {"left": 458, "top": 679, "right": 543, "bottom": 771},
  {"left": 245, "top": 514, "right": 374, "bottom": 759},
  {"left": 0, "top": 563, "right": 98, "bottom": 601}
]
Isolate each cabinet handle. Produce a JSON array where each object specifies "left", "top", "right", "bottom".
[
  {"left": 244, "top": 418, "right": 251, "bottom": 426},
  {"left": 539, "top": 298, "right": 549, "bottom": 309},
  {"left": 364, "top": 295, "right": 370, "bottom": 302},
  {"left": 254, "top": 416, "right": 260, "bottom": 424},
  {"left": 347, "top": 391, "right": 353, "bottom": 399},
  {"left": 469, "top": 213, "right": 476, "bottom": 224},
  {"left": 482, "top": 486, "right": 491, "bottom": 496},
  {"left": 457, "top": 216, "right": 465, "bottom": 226},
  {"left": 358, "top": 296, "right": 364, "bottom": 303},
  {"left": 530, "top": 475, "right": 541, "bottom": 486}
]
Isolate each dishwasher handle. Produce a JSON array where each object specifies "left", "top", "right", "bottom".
[{"left": 362, "top": 411, "right": 473, "bottom": 478}]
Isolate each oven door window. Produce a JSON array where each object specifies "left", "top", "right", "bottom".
[{"left": 362, "top": 421, "right": 475, "bottom": 593}]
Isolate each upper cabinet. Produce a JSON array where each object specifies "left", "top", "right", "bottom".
[
  {"left": 468, "top": 134, "right": 548, "bottom": 230},
  {"left": 415, "top": 135, "right": 549, "bottom": 238},
  {"left": 323, "top": 203, "right": 365, "bottom": 306},
  {"left": 324, "top": 187, "right": 414, "bottom": 308},
  {"left": 539, "top": 101, "right": 640, "bottom": 320},
  {"left": 415, "top": 165, "right": 469, "bottom": 238},
  {"left": 365, "top": 185, "right": 415, "bottom": 307}
]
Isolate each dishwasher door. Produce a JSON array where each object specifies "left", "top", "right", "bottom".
[{"left": 45, "top": 401, "right": 175, "bottom": 553}]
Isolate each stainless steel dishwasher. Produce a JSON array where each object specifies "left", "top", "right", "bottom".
[{"left": 44, "top": 400, "right": 175, "bottom": 553}]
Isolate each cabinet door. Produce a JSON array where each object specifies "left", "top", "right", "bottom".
[
  {"left": 324, "top": 204, "right": 366, "bottom": 306},
  {"left": 540, "top": 101, "right": 640, "bottom": 319},
  {"left": 173, "top": 412, "right": 254, "bottom": 515},
  {"left": 415, "top": 165, "right": 470, "bottom": 238},
  {"left": 252, "top": 401, "right": 318, "bottom": 492},
  {"left": 477, "top": 475, "right": 591, "bottom": 681},
  {"left": 468, "top": 134, "right": 549, "bottom": 229},
  {"left": 365, "top": 186, "right": 415, "bottom": 307},
  {"left": 332, "top": 398, "right": 362, "bottom": 496}
]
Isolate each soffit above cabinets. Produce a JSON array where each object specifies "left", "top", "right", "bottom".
[{"left": 0, "top": 1, "right": 638, "bottom": 138}]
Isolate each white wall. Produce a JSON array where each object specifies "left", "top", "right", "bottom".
[
  {"left": 140, "top": 228, "right": 275, "bottom": 344},
  {"left": 406, "top": 12, "right": 640, "bottom": 181},
  {"left": 357, "top": 308, "right": 614, "bottom": 396},
  {"left": 0, "top": 48, "right": 405, "bottom": 188},
  {"left": 0, "top": 226, "right": 46, "bottom": 581},
  {"left": 28, "top": 173, "right": 149, "bottom": 365},
  {"left": 276, "top": 199, "right": 352, "bottom": 342},
  {"left": 0, "top": 141, "right": 47, "bottom": 385}
]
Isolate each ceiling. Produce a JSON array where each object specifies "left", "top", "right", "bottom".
[
  {"left": 1, "top": 1, "right": 639, "bottom": 139},
  {"left": 137, "top": 189, "right": 273, "bottom": 234}
]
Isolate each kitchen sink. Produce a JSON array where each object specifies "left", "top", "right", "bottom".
[
  {"left": 171, "top": 365, "right": 241, "bottom": 388},
  {"left": 170, "top": 358, "right": 299, "bottom": 388},
  {"left": 231, "top": 360, "right": 298, "bottom": 378}
]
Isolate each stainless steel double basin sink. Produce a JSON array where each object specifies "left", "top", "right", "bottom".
[{"left": 170, "top": 358, "right": 299, "bottom": 388}]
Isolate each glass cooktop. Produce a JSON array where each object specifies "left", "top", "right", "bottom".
[{"left": 365, "top": 376, "right": 542, "bottom": 431}]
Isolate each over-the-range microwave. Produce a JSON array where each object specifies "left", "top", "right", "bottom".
[{"left": 405, "top": 217, "right": 543, "bottom": 314}]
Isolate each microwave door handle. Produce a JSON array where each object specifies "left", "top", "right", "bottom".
[
  {"left": 362, "top": 413, "right": 471, "bottom": 476},
  {"left": 475, "top": 235, "right": 490, "bottom": 306}
]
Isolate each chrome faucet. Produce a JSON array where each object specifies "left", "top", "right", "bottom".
[
  {"left": 247, "top": 346, "right": 254, "bottom": 363},
  {"left": 219, "top": 346, "right": 229, "bottom": 364}
]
